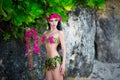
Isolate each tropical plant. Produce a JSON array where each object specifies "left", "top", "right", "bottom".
[{"left": 0, "top": 0, "right": 105, "bottom": 40}]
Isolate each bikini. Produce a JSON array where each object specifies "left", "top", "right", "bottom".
[
  {"left": 41, "top": 35, "right": 62, "bottom": 70},
  {"left": 41, "top": 35, "right": 60, "bottom": 44}
]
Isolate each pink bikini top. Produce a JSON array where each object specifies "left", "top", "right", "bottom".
[{"left": 41, "top": 35, "right": 60, "bottom": 44}]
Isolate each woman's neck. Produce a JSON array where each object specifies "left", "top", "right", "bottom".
[{"left": 50, "top": 28, "right": 58, "bottom": 32}]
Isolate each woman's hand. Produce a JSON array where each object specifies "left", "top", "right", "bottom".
[
  {"left": 25, "top": 27, "right": 31, "bottom": 32},
  {"left": 59, "top": 63, "right": 65, "bottom": 75}
]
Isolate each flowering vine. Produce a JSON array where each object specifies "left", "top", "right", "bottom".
[
  {"left": 24, "top": 27, "right": 40, "bottom": 69},
  {"left": 24, "top": 28, "right": 40, "bottom": 54}
]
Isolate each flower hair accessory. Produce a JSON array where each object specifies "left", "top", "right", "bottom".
[{"left": 46, "top": 13, "right": 62, "bottom": 22}]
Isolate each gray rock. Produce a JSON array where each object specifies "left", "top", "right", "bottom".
[
  {"left": 90, "top": 60, "right": 120, "bottom": 80},
  {"left": 95, "top": 11, "right": 120, "bottom": 62},
  {"left": 62, "top": 7, "right": 96, "bottom": 77}
]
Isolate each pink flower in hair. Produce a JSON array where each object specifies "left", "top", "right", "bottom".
[
  {"left": 59, "top": 16, "right": 62, "bottom": 22},
  {"left": 46, "top": 13, "right": 62, "bottom": 22}
]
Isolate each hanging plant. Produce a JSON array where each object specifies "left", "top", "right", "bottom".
[
  {"left": 24, "top": 27, "right": 40, "bottom": 69},
  {"left": 24, "top": 27, "right": 40, "bottom": 54}
]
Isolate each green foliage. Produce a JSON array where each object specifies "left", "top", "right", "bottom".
[
  {"left": 79, "top": 0, "right": 105, "bottom": 9},
  {"left": 86, "top": 0, "right": 105, "bottom": 9},
  {"left": 3, "top": 33, "right": 11, "bottom": 40},
  {"left": 0, "top": 0, "right": 105, "bottom": 40}
]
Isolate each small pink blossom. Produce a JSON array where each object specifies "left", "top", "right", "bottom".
[
  {"left": 31, "top": 28, "right": 37, "bottom": 35},
  {"left": 33, "top": 47, "right": 40, "bottom": 54},
  {"left": 25, "top": 32, "right": 32, "bottom": 37},
  {"left": 41, "top": 35, "right": 46, "bottom": 42},
  {"left": 34, "top": 41, "right": 39, "bottom": 47},
  {"left": 24, "top": 37, "right": 30, "bottom": 41},
  {"left": 25, "top": 43, "right": 29, "bottom": 53},
  {"left": 34, "top": 36, "right": 39, "bottom": 40}
]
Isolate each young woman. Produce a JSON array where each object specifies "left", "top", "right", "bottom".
[{"left": 39, "top": 13, "right": 66, "bottom": 80}]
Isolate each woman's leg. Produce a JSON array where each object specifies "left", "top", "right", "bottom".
[
  {"left": 52, "top": 62, "right": 63, "bottom": 80},
  {"left": 46, "top": 70, "right": 53, "bottom": 80}
]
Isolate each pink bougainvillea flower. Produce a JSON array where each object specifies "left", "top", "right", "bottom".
[
  {"left": 25, "top": 43, "right": 29, "bottom": 53},
  {"left": 34, "top": 41, "right": 39, "bottom": 47},
  {"left": 33, "top": 47, "right": 40, "bottom": 54},
  {"left": 34, "top": 36, "right": 39, "bottom": 40},
  {"left": 49, "top": 36, "right": 55, "bottom": 44},
  {"left": 25, "top": 31, "right": 32, "bottom": 37},
  {"left": 24, "top": 37, "right": 30, "bottom": 41},
  {"left": 24, "top": 27, "right": 40, "bottom": 54},
  {"left": 31, "top": 28, "right": 37, "bottom": 35},
  {"left": 26, "top": 49, "right": 28, "bottom": 53},
  {"left": 41, "top": 35, "right": 46, "bottom": 42}
]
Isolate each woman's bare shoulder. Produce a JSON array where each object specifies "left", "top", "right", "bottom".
[{"left": 58, "top": 30, "right": 64, "bottom": 35}]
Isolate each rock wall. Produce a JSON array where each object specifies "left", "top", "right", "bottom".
[
  {"left": 95, "top": 0, "right": 120, "bottom": 62},
  {"left": 90, "top": 60, "right": 120, "bottom": 80},
  {"left": 62, "top": 7, "right": 96, "bottom": 77},
  {"left": 0, "top": 39, "right": 46, "bottom": 80}
]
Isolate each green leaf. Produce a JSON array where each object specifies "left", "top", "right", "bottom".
[
  {"left": 3, "top": 13, "right": 12, "bottom": 21},
  {"left": 95, "top": 0, "right": 105, "bottom": 9},
  {"left": 86, "top": 0, "right": 95, "bottom": 8},
  {"left": 61, "top": 0, "right": 76, "bottom": 11},
  {"left": 12, "top": 27, "right": 24, "bottom": 39},
  {"left": 2, "top": 0, "right": 13, "bottom": 13},
  {"left": 0, "top": 5, "right": 7, "bottom": 17},
  {"left": 29, "top": 3, "right": 44, "bottom": 18},
  {"left": 3, "top": 33, "right": 11, "bottom": 40},
  {"left": 25, "top": 16, "right": 35, "bottom": 25},
  {"left": 86, "top": 0, "right": 105, "bottom": 9},
  {"left": 12, "top": 6, "right": 26, "bottom": 26}
]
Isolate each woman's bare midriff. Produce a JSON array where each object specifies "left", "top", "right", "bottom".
[{"left": 45, "top": 43, "right": 60, "bottom": 58}]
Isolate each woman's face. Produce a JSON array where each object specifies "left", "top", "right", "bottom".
[{"left": 49, "top": 18, "right": 59, "bottom": 29}]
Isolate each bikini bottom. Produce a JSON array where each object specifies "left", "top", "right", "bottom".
[{"left": 45, "top": 56, "right": 62, "bottom": 70}]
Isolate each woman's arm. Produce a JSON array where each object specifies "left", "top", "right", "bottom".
[
  {"left": 38, "top": 38, "right": 43, "bottom": 47},
  {"left": 38, "top": 31, "right": 47, "bottom": 47},
  {"left": 59, "top": 31, "right": 66, "bottom": 75}
]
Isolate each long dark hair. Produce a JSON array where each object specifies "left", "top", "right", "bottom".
[{"left": 47, "top": 21, "right": 62, "bottom": 51}]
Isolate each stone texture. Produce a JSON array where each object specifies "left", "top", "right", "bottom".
[
  {"left": 62, "top": 7, "right": 96, "bottom": 77},
  {"left": 95, "top": 0, "right": 120, "bottom": 62},
  {"left": 0, "top": 39, "right": 46, "bottom": 80},
  {"left": 90, "top": 60, "right": 120, "bottom": 80},
  {"left": 68, "top": 60, "right": 120, "bottom": 80},
  {"left": 0, "top": 40, "right": 27, "bottom": 80}
]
